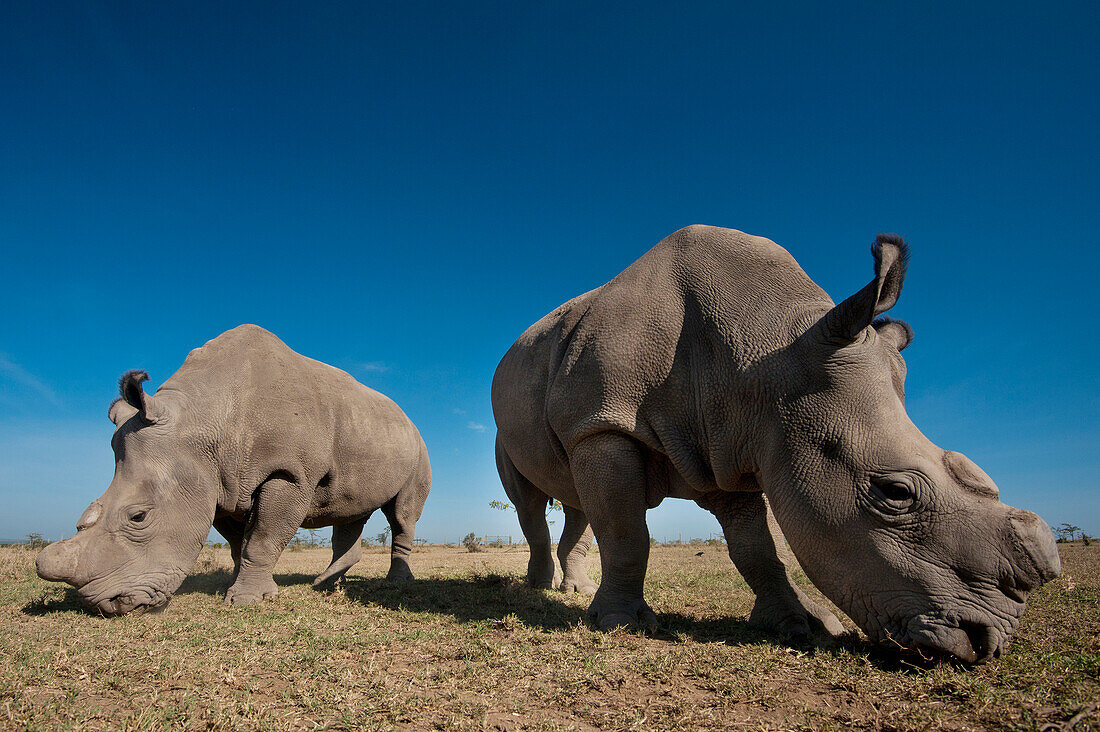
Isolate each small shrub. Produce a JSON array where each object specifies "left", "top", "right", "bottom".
[{"left": 463, "top": 533, "right": 482, "bottom": 553}]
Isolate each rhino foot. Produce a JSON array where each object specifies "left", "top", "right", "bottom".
[
  {"left": 559, "top": 576, "right": 598, "bottom": 596},
  {"left": 749, "top": 592, "right": 844, "bottom": 640},
  {"left": 588, "top": 597, "right": 658, "bottom": 633},
  {"left": 224, "top": 579, "right": 279, "bottom": 606},
  {"left": 385, "top": 563, "right": 414, "bottom": 582},
  {"left": 526, "top": 556, "right": 557, "bottom": 590}
]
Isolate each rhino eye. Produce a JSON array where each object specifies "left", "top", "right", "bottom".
[
  {"left": 130, "top": 511, "right": 148, "bottom": 524},
  {"left": 869, "top": 475, "right": 916, "bottom": 513}
]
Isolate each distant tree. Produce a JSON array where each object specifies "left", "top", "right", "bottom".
[
  {"left": 1055, "top": 523, "right": 1082, "bottom": 542},
  {"left": 23, "top": 532, "right": 48, "bottom": 549},
  {"left": 463, "top": 532, "right": 482, "bottom": 553},
  {"left": 489, "top": 498, "right": 563, "bottom": 525},
  {"left": 376, "top": 526, "right": 391, "bottom": 546}
]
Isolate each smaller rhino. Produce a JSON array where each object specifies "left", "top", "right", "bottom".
[{"left": 37, "top": 324, "right": 431, "bottom": 615}]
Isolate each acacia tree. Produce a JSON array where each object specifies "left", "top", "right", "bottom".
[
  {"left": 1055, "top": 523, "right": 1082, "bottom": 542},
  {"left": 23, "top": 532, "right": 48, "bottom": 549}
]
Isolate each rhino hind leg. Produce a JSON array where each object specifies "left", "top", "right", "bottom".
[
  {"left": 380, "top": 463, "right": 430, "bottom": 582},
  {"left": 696, "top": 489, "right": 843, "bottom": 640},
  {"left": 570, "top": 433, "right": 658, "bottom": 633},
  {"left": 225, "top": 476, "right": 311, "bottom": 606},
  {"left": 495, "top": 437, "right": 557, "bottom": 589},
  {"left": 313, "top": 516, "right": 369, "bottom": 589},
  {"left": 557, "top": 505, "right": 597, "bottom": 595}
]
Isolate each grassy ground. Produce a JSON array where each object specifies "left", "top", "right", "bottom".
[{"left": 1, "top": 542, "right": 1096, "bottom": 731}]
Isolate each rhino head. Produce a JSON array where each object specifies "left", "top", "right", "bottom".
[
  {"left": 36, "top": 371, "right": 219, "bottom": 615},
  {"left": 762, "top": 235, "right": 1060, "bottom": 663}
]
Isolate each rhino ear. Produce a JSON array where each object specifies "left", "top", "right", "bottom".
[
  {"left": 818, "top": 234, "right": 910, "bottom": 344},
  {"left": 108, "top": 397, "right": 139, "bottom": 426},
  {"left": 117, "top": 370, "right": 166, "bottom": 425},
  {"left": 873, "top": 317, "right": 914, "bottom": 352}
]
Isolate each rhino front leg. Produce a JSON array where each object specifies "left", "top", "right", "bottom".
[
  {"left": 212, "top": 515, "right": 246, "bottom": 585},
  {"left": 496, "top": 437, "right": 556, "bottom": 589},
  {"left": 571, "top": 433, "right": 657, "bottom": 633},
  {"left": 557, "top": 505, "right": 596, "bottom": 595},
  {"left": 696, "top": 489, "right": 843, "bottom": 640},
  {"left": 225, "top": 476, "right": 310, "bottom": 606},
  {"left": 313, "top": 516, "right": 369, "bottom": 589}
]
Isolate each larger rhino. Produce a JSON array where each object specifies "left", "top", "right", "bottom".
[
  {"left": 491, "top": 225, "right": 1060, "bottom": 663},
  {"left": 37, "top": 324, "right": 431, "bottom": 615}
]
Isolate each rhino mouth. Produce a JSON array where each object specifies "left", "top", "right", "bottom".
[
  {"left": 908, "top": 619, "right": 1001, "bottom": 664},
  {"left": 878, "top": 613, "right": 1012, "bottom": 664}
]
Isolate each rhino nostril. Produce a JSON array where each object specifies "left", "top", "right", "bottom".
[{"left": 959, "top": 621, "right": 998, "bottom": 663}]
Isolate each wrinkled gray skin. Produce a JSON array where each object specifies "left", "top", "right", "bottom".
[
  {"left": 37, "top": 324, "right": 431, "bottom": 616},
  {"left": 492, "top": 226, "right": 1060, "bottom": 663}
]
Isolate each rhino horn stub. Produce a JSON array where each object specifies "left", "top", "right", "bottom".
[
  {"left": 819, "top": 234, "right": 911, "bottom": 344},
  {"left": 36, "top": 539, "right": 79, "bottom": 584},
  {"left": 76, "top": 501, "right": 103, "bottom": 531},
  {"left": 115, "top": 370, "right": 166, "bottom": 425}
]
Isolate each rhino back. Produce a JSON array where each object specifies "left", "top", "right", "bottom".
[
  {"left": 162, "top": 324, "right": 424, "bottom": 521},
  {"left": 496, "top": 226, "right": 831, "bottom": 497}
]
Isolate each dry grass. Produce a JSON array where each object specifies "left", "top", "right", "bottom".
[{"left": 1, "top": 542, "right": 1097, "bottom": 731}]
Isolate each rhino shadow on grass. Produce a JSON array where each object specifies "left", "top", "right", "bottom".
[
  {"left": 23, "top": 569, "right": 927, "bottom": 668},
  {"left": 135, "top": 568, "right": 590, "bottom": 631},
  {"left": 168, "top": 568, "right": 879, "bottom": 656},
  {"left": 22, "top": 587, "right": 85, "bottom": 615}
]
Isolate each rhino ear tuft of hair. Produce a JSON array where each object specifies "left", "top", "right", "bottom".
[
  {"left": 818, "top": 234, "right": 911, "bottom": 344},
  {"left": 117, "top": 370, "right": 165, "bottom": 424},
  {"left": 870, "top": 234, "right": 910, "bottom": 316},
  {"left": 119, "top": 369, "right": 148, "bottom": 401}
]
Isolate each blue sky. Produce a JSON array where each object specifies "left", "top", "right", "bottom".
[{"left": 1, "top": 1, "right": 1097, "bottom": 544}]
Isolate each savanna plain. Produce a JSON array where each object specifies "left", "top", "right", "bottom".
[{"left": 1, "top": 541, "right": 1096, "bottom": 731}]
